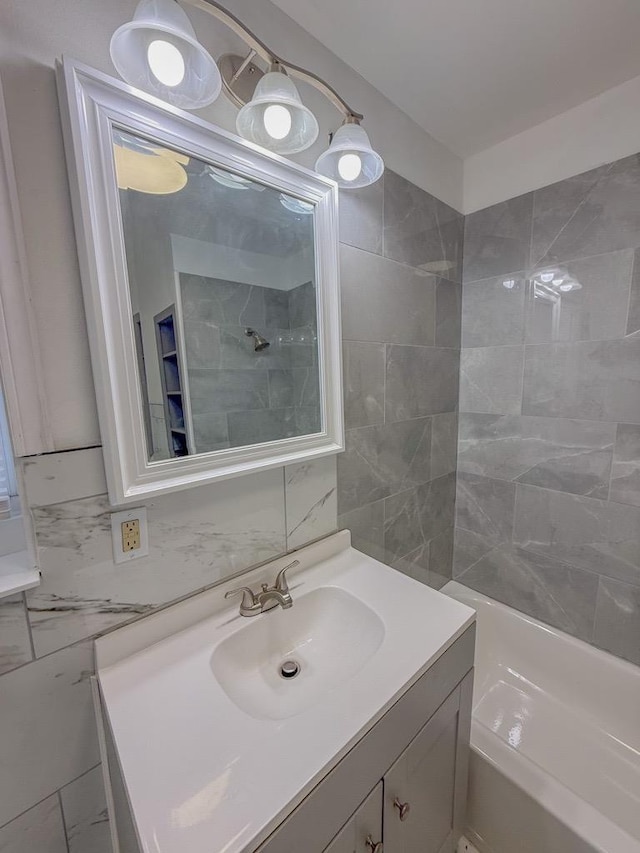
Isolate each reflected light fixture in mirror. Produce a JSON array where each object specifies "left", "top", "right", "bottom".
[
  {"left": 113, "top": 131, "right": 189, "bottom": 194},
  {"left": 109, "top": 0, "right": 384, "bottom": 187}
]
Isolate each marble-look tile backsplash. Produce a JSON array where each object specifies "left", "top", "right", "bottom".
[{"left": 456, "top": 152, "right": 640, "bottom": 667}]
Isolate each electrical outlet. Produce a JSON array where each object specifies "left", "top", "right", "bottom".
[
  {"left": 111, "top": 508, "right": 148, "bottom": 563},
  {"left": 122, "top": 519, "right": 140, "bottom": 552}
]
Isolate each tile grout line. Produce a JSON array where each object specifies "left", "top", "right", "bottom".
[
  {"left": 58, "top": 789, "right": 72, "bottom": 853},
  {"left": 21, "top": 590, "right": 36, "bottom": 661}
]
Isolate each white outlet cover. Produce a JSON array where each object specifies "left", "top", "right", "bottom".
[{"left": 111, "top": 507, "right": 149, "bottom": 564}]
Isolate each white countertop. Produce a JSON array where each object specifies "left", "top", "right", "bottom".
[{"left": 96, "top": 531, "right": 475, "bottom": 853}]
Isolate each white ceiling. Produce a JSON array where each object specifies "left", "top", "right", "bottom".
[{"left": 270, "top": 0, "right": 640, "bottom": 157}]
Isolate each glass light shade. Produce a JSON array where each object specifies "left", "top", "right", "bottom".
[
  {"left": 236, "top": 71, "right": 319, "bottom": 154},
  {"left": 110, "top": 0, "right": 222, "bottom": 109},
  {"left": 114, "top": 142, "right": 188, "bottom": 194},
  {"left": 315, "top": 121, "right": 384, "bottom": 189}
]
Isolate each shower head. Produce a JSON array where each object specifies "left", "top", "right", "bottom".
[{"left": 245, "top": 328, "right": 271, "bottom": 352}]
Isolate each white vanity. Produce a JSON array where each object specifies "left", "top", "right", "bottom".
[{"left": 94, "top": 531, "right": 475, "bottom": 853}]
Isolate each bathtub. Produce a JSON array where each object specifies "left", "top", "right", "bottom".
[{"left": 443, "top": 581, "right": 640, "bottom": 853}]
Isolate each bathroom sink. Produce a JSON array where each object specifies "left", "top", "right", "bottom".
[
  {"left": 211, "top": 586, "right": 385, "bottom": 720},
  {"left": 95, "top": 531, "right": 475, "bottom": 853}
]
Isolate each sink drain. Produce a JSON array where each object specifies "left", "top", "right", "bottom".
[{"left": 279, "top": 660, "right": 301, "bottom": 679}]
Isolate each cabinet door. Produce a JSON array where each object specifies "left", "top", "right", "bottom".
[
  {"left": 383, "top": 688, "right": 460, "bottom": 853},
  {"left": 324, "top": 783, "right": 383, "bottom": 853}
]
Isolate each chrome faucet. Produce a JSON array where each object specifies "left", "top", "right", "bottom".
[{"left": 225, "top": 560, "right": 299, "bottom": 617}]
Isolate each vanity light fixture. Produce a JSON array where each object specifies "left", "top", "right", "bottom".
[
  {"left": 315, "top": 117, "right": 385, "bottom": 189},
  {"left": 110, "top": 0, "right": 222, "bottom": 108},
  {"left": 237, "top": 64, "right": 319, "bottom": 155},
  {"left": 110, "top": 0, "right": 384, "bottom": 187}
]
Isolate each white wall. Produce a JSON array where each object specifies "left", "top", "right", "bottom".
[
  {"left": 0, "top": 0, "right": 462, "bottom": 453},
  {"left": 464, "top": 72, "right": 640, "bottom": 213}
]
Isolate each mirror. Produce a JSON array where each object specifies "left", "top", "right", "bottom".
[
  {"left": 59, "top": 59, "right": 343, "bottom": 504},
  {"left": 115, "top": 129, "right": 321, "bottom": 461}
]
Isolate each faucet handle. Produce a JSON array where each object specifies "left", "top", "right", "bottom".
[
  {"left": 225, "top": 586, "right": 257, "bottom": 610},
  {"left": 275, "top": 559, "right": 299, "bottom": 594}
]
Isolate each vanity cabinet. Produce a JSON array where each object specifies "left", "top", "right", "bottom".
[
  {"left": 320, "top": 681, "right": 466, "bottom": 853},
  {"left": 324, "top": 784, "right": 383, "bottom": 853},
  {"left": 257, "top": 626, "right": 474, "bottom": 853}
]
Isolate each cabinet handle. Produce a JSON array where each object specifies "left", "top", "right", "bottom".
[
  {"left": 393, "top": 797, "right": 411, "bottom": 821},
  {"left": 365, "top": 835, "right": 383, "bottom": 853}
]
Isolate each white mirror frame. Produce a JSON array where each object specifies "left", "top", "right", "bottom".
[{"left": 57, "top": 58, "right": 343, "bottom": 506}]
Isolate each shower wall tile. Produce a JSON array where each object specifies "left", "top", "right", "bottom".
[
  {"left": 610, "top": 424, "right": 640, "bottom": 507},
  {"left": 457, "top": 153, "right": 640, "bottom": 659},
  {"left": 0, "top": 641, "right": 99, "bottom": 828},
  {"left": 383, "top": 170, "right": 463, "bottom": 283},
  {"left": 264, "top": 289, "right": 290, "bottom": 330},
  {"left": 522, "top": 339, "right": 640, "bottom": 423},
  {"left": 435, "top": 280, "right": 462, "bottom": 348},
  {"left": 192, "top": 412, "right": 229, "bottom": 453},
  {"left": 183, "top": 319, "right": 221, "bottom": 369},
  {"left": 428, "top": 526, "right": 455, "bottom": 589},
  {"left": 0, "top": 594, "right": 33, "bottom": 675},
  {"left": 462, "top": 274, "right": 526, "bottom": 348},
  {"left": 453, "top": 526, "right": 494, "bottom": 577},
  {"left": 530, "top": 163, "right": 611, "bottom": 265},
  {"left": 60, "top": 766, "right": 111, "bottom": 853},
  {"left": 189, "top": 368, "right": 269, "bottom": 415},
  {"left": 513, "top": 484, "right": 640, "bottom": 587},
  {"left": 459, "top": 346, "right": 523, "bottom": 415},
  {"left": 288, "top": 281, "right": 317, "bottom": 330},
  {"left": 458, "top": 545, "right": 599, "bottom": 642},
  {"left": 593, "top": 577, "right": 640, "bottom": 666},
  {"left": 458, "top": 413, "right": 614, "bottom": 498},
  {"left": 267, "top": 369, "right": 295, "bottom": 409},
  {"left": 532, "top": 154, "right": 640, "bottom": 266},
  {"left": 391, "top": 544, "right": 430, "bottom": 583},
  {"left": 336, "top": 175, "right": 461, "bottom": 609},
  {"left": 27, "top": 470, "right": 286, "bottom": 656},
  {"left": 285, "top": 457, "right": 337, "bottom": 551},
  {"left": 337, "top": 417, "right": 432, "bottom": 515},
  {"left": 341, "top": 244, "right": 436, "bottom": 345},
  {"left": 0, "top": 795, "right": 67, "bottom": 853},
  {"left": 455, "top": 473, "right": 516, "bottom": 548},
  {"left": 525, "top": 250, "right": 634, "bottom": 344},
  {"left": 339, "top": 178, "right": 383, "bottom": 255},
  {"left": 227, "top": 407, "right": 308, "bottom": 445},
  {"left": 219, "top": 326, "right": 290, "bottom": 370},
  {"left": 342, "top": 341, "right": 385, "bottom": 429},
  {"left": 463, "top": 193, "right": 533, "bottom": 283},
  {"left": 385, "top": 345, "right": 459, "bottom": 420},
  {"left": 626, "top": 248, "right": 640, "bottom": 337},
  {"left": 383, "top": 473, "right": 456, "bottom": 562},
  {"left": 430, "top": 412, "right": 458, "bottom": 479},
  {"left": 180, "top": 275, "right": 265, "bottom": 326},
  {"left": 338, "top": 499, "right": 385, "bottom": 563}
]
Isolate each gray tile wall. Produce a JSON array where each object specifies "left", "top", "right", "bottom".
[
  {"left": 181, "top": 275, "right": 320, "bottom": 450},
  {"left": 338, "top": 170, "right": 464, "bottom": 590},
  {"left": 456, "top": 154, "right": 640, "bottom": 667}
]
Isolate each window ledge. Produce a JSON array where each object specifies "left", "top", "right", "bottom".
[{"left": 0, "top": 550, "right": 39, "bottom": 599}]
